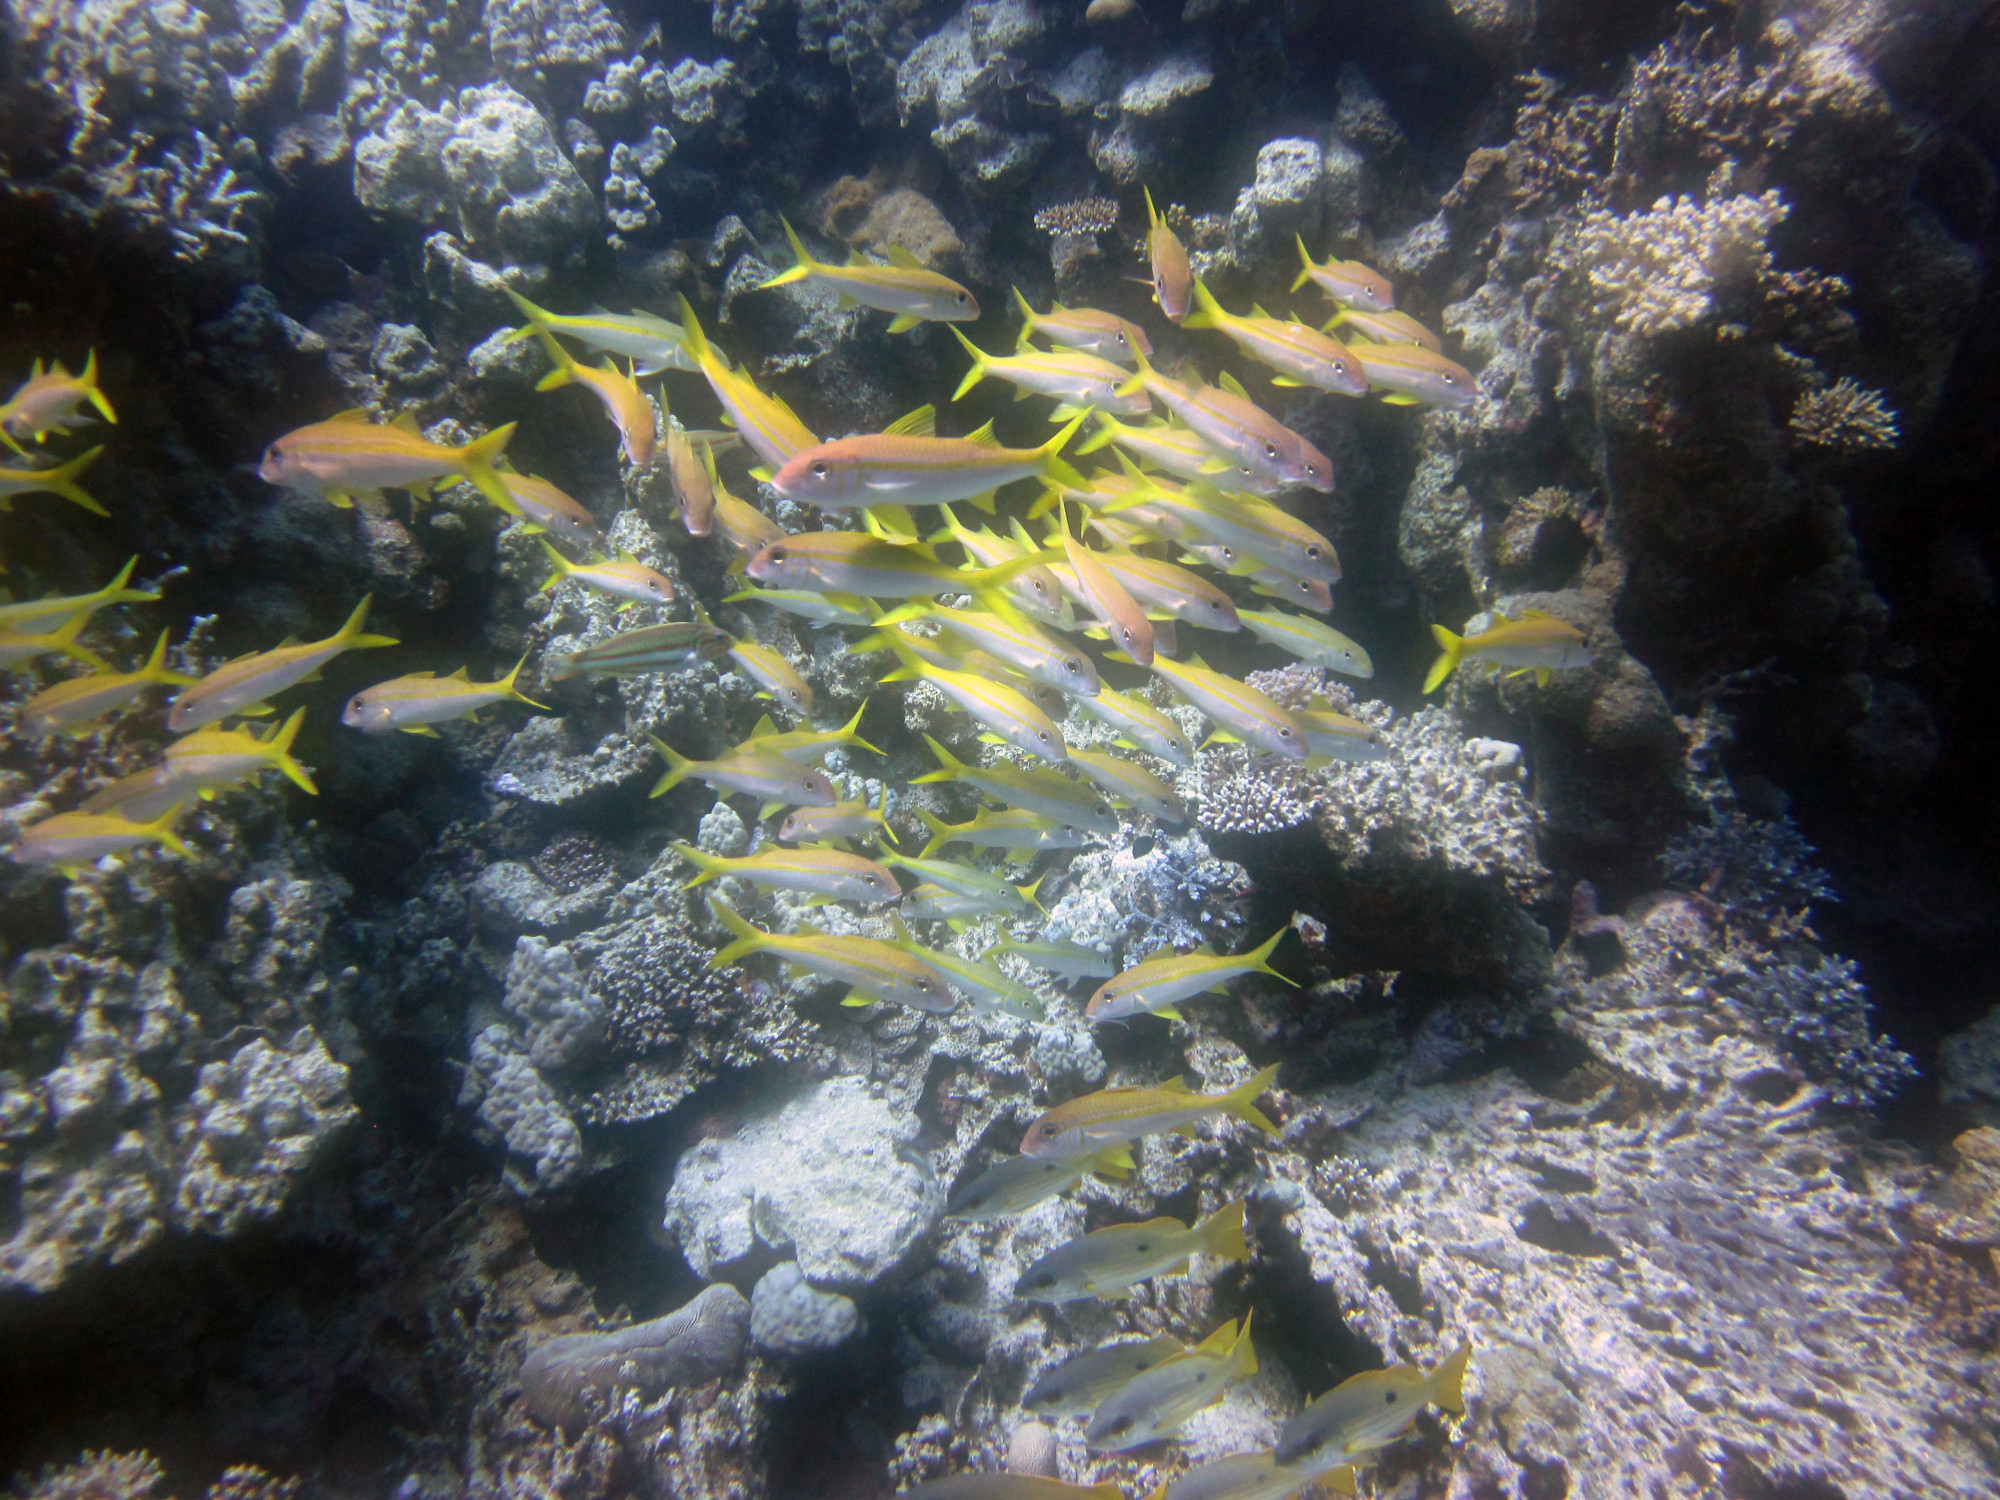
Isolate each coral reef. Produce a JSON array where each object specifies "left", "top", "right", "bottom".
[{"left": 519, "top": 1282, "right": 751, "bottom": 1431}]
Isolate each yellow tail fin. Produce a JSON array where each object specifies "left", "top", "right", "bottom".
[
  {"left": 705, "top": 895, "right": 768, "bottom": 967},
  {"left": 497, "top": 651, "right": 548, "bottom": 710},
  {"left": 265, "top": 708, "right": 319, "bottom": 795},
  {"left": 756, "top": 217, "right": 817, "bottom": 290},
  {"left": 333, "top": 594, "right": 399, "bottom": 651},
  {"left": 1183, "top": 277, "right": 1226, "bottom": 331},
  {"left": 948, "top": 326, "right": 993, "bottom": 401},
  {"left": 1290, "top": 234, "right": 1317, "bottom": 293},
  {"left": 649, "top": 736, "right": 693, "bottom": 797},
  {"left": 39, "top": 445, "right": 108, "bottom": 516},
  {"left": 1222, "top": 1062, "right": 1281, "bottom": 1135},
  {"left": 501, "top": 286, "right": 552, "bottom": 342},
  {"left": 1197, "top": 1199, "right": 1250, "bottom": 1263},
  {"left": 1422, "top": 623, "right": 1465, "bottom": 694},
  {"left": 1428, "top": 1342, "right": 1472, "bottom": 1414},
  {"left": 138, "top": 802, "right": 194, "bottom": 860}
]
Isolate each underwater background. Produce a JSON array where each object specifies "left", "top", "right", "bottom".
[{"left": 1, "top": 0, "right": 1998, "bottom": 1496}]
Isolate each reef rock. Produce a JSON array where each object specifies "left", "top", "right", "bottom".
[
  {"left": 518, "top": 1281, "right": 750, "bottom": 1431},
  {"left": 750, "top": 1261, "right": 861, "bottom": 1355}
]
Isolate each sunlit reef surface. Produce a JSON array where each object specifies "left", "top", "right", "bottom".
[{"left": 2, "top": 1, "right": 1999, "bottom": 1498}]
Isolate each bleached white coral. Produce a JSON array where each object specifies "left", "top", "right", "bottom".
[{"left": 1569, "top": 189, "right": 1788, "bottom": 336}]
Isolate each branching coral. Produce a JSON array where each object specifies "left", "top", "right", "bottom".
[
  {"left": 93, "top": 129, "right": 267, "bottom": 268},
  {"left": 1789, "top": 376, "right": 1900, "bottom": 451},
  {"left": 1033, "top": 196, "right": 1120, "bottom": 235},
  {"left": 1567, "top": 190, "right": 1788, "bottom": 336}
]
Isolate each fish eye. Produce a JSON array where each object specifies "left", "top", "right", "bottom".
[
  {"left": 1107, "top": 1417, "right": 1132, "bottom": 1436},
  {"left": 956, "top": 292, "right": 970, "bottom": 304},
  {"left": 1443, "top": 374, "right": 1458, "bottom": 385},
  {"left": 1134, "top": 1240, "right": 1150, "bottom": 1252},
  {"left": 1039, "top": 1122, "right": 1059, "bottom": 1137},
  {"left": 1262, "top": 442, "right": 1278, "bottom": 459},
  {"left": 1279, "top": 726, "right": 1293, "bottom": 738},
  {"left": 1064, "top": 657, "right": 1082, "bottom": 672},
  {"left": 1384, "top": 1392, "right": 1398, "bottom": 1405},
  {"left": 1037, "top": 731, "right": 1050, "bottom": 743},
  {"left": 767, "top": 546, "right": 786, "bottom": 561},
  {"left": 1306, "top": 545, "right": 1320, "bottom": 559},
  {"left": 1095, "top": 802, "right": 1111, "bottom": 817},
  {"left": 811, "top": 461, "right": 829, "bottom": 477},
  {"left": 1307, "top": 463, "right": 1321, "bottom": 477},
  {"left": 1032, "top": 580, "right": 1048, "bottom": 596},
  {"left": 1115, "top": 331, "right": 1128, "bottom": 345}
]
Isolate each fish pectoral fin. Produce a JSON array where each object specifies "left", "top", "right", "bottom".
[
  {"left": 886, "top": 313, "right": 922, "bottom": 333},
  {"left": 324, "top": 489, "right": 355, "bottom": 509},
  {"left": 401, "top": 724, "right": 440, "bottom": 736},
  {"left": 1269, "top": 376, "right": 1304, "bottom": 387},
  {"left": 1155, "top": 1004, "right": 1184, "bottom": 1020},
  {"left": 1536, "top": 667, "right": 1552, "bottom": 686},
  {"left": 840, "top": 991, "right": 878, "bottom": 1008},
  {"left": 1380, "top": 393, "right": 1421, "bottom": 405}
]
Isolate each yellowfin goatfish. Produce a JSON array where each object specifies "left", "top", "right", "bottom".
[
  {"left": 726, "top": 638, "right": 814, "bottom": 715},
  {"left": 724, "top": 587, "right": 875, "bottom": 629},
  {"left": 933, "top": 505, "right": 1072, "bottom": 629},
  {"left": 878, "top": 602, "right": 1098, "bottom": 698},
  {"left": 1236, "top": 608, "right": 1371, "bottom": 677},
  {"left": 1290, "top": 239, "right": 1395, "bottom": 313},
  {"left": 1021, "top": 1063, "right": 1281, "bottom": 1159},
  {"left": 674, "top": 293, "right": 821, "bottom": 476},
  {"left": 707, "top": 896, "right": 954, "bottom": 1012},
  {"left": 1012, "top": 287, "right": 1151, "bottom": 365},
  {"left": 533, "top": 335, "right": 657, "bottom": 465},
  {"left": 1143, "top": 187, "right": 1194, "bottom": 322},
  {"left": 770, "top": 409, "right": 1087, "bottom": 511},
  {"left": 1273, "top": 1344, "right": 1472, "bottom": 1469},
  {"left": 1086, "top": 927, "right": 1293, "bottom": 1023},
  {"left": 1075, "top": 415, "right": 1278, "bottom": 495},
  {"left": 1184, "top": 281, "right": 1368, "bottom": 397},
  {"left": 1150, "top": 1451, "right": 1356, "bottom": 1500},
  {"left": 501, "top": 287, "right": 693, "bottom": 375},
  {"left": 878, "top": 849, "right": 1041, "bottom": 911},
  {"left": 896, "top": 1479, "right": 1121, "bottom": 1500},
  {"left": 1242, "top": 564, "right": 1334, "bottom": 615},
  {"left": 164, "top": 707, "right": 318, "bottom": 796},
  {"left": 258, "top": 410, "right": 516, "bottom": 511},
  {"left": 884, "top": 915, "right": 1046, "bottom": 1021},
  {"left": 758, "top": 218, "right": 978, "bottom": 332},
  {"left": 1103, "top": 478, "right": 1339, "bottom": 586},
  {"left": 1060, "top": 523, "right": 1153, "bottom": 665},
  {"left": 1424, "top": 607, "right": 1593, "bottom": 692},
  {"left": 993, "top": 933, "right": 1116, "bottom": 980},
  {"left": 169, "top": 596, "right": 396, "bottom": 732},
  {"left": 10, "top": 804, "right": 191, "bottom": 875},
  {"left": 665, "top": 418, "right": 715, "bottom": 536},
  {"left": 1087, "top": 1315, "right": 1258, "bottom": 1452},
  {"left": 1022, "top": 1335, "right": 1188, "bottom": 1416},
  {"left": 0, "top": 351, "right": 116, "bottom": 450},
  {"left": 542, "top": 620, "right": 730, "bottom": 682},
  {"left": 1066, "top": 749, "right": 1188, "bottom": 827},
  {"left": 649, "top": 740, "right": 837, "bottom": 812},
  {"left": 79, "top": 767, "right": 194, "bottom": 823},
  {"left": 949, "top": 329, "right": 1150, "bottom": 416},
  {"left": 1296, "top": 702, "right": 1388, "bottom": 764},
  {"left": 1351, "top": 342, "right": 1477, "bottom": 412},
  {"left": 736, "top": 704, "right": 880, "bottom": 763},
  {"left": 1322, "top": 306, "right": 1442, "bottom": 353},
  {"left": 20, "top": 631, "right": 197, "bottom": 738},
  {"left": 537, "top": 541, "right": 675, "bottom": 608},
  {"left": 339, "top": 655, "right": 545, "bottom": 734},
  {"left": 777, "top": 788, "right": 889, "bottom": 845},
  {"left": 902, "top": 882, "right": 1025, "bottom": 922},
  {"left": 947, "top": 1145, "right": 1133, "bottom": 1223},
  {"left": 918, "top": 808, "right": 1091, "bottom": 860},
  {"left": 1074, "top": 686, "right": 1195, "bottom": 768},
  {"left": 0, "top": 613, "right": 106, "bottom": 672},
  {"left": 0, "top": 446, "right": 107, "bottom": 515},
  {"left": 914, "top": 735, "right": 1119, "bottom": 835},
  {"left": 1118, "top": 353, "right": 1333, "bottom": 494},
  {"left": 1089, "top": 549, "right": 1241, "bottom": 633},
  {"left": 482, "top": 468, "right": 603, "bottom": 550},
  {"left": 880, "top": 651, "right": 1068, "bottom": 764},
  {"left": 1013, "top": 1199, "right": 1249, "bottom": 1302},
  {"left": 747, "top": 531, "right": 1046, "bottom": 601},
  {"left": 709, "top": 450, "right": 788, "bottom": 563},
  {"left": 1117, "top": 652, "right": 1307, "bottom": 761},
  {"left": 0, "top": 557, "right": 155, "bottom": 635},
  {"left": 672, "top": 842, "right": 901, "bottom": 904}
]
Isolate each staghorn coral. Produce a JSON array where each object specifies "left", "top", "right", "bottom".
[
  {"left": 92, "top": 128, "right": 267, "bottom": 269},
  {"left": 1032, "top": 196, "right": 1120, "bottom": 235},
  {"left": 1566, "top": 189, "right": 1789, "bottom": 337},
  {"left": 1790, "top": 376, "right": 1901, "bottom": 450}
]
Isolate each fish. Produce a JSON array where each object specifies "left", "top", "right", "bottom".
[
  {"left": 932, "top": 505, "right": 1072, "bottom": 629},
  {"left": 881, "top": 651, "right": 1068, "bottom": 764},
  {"left": 1020, "top": 1063, "right": 1281, "bottom": 1159},
  {"left": 0, "top": 557, "right": 157, "bottom": 635},
  {"left": 878, "top": 603, "right": 1099, "bottom": 699},
  {"left": 1058, "top": 519, "right": 1154, "bottom": 665},
  {"left": 1290, "top": 239, "right": 1395, "bottom": 313},
  {"left": 1074, "top": 415, "right": 1278, "bottom": 495},
  {"left": 1012, "top": 287, "right": 1152, "bottom": 365},
  {"left": 747, "top": 531, "right": 1049, "bottom": 603},
  {"left": 168, "top": 596, "right": 396, "bottom": 732},
  {"left": 1085, "top": 927, "right": 1293, "bottom": 1023},
  {"left": 163, "top": 707, "right": 318, "bottom": 797},
  {"left": 1183, "top": 281, "right": 1368, "bottom": 397},
  {"left": 1022, "top": 1335, "right": 1188, "bottom": 1416},
  {"left": 1117, "top": 353, "right": 1333, "bottom": 494},
  {"left": 913, "top": 735, "right": 1120, "bottom": 836},
  {"left": 672, "top": 842, "right": 901, "bottom": 904},
  {"left": 724, "top": 587, "right": 876, "bottom": 629},
  {"left": 1103, "top": 477, "right": 1339, "bottom": 586},
  {"left": 769, "top": 408, "right": 1087, "bottom": 511},
  {"left": 736, "top": 704, "right": 881, "bottom": 763},
  {"left": 1272, "top": 1344, "right": 1472, "bottom": 1469},
  {"left": 950, "top": 329, "right": 1149, "bottom": 416},
  {"left": 894, "top": 1478, "right": 1121, "bottom": 1500},
  {"left": 883, "top": 915, "right": 1046, "bottom": 1020},
  {"left": 900, "top": 882, "right": 1025, "bottom": 923},
  {"left": 0, "top": 351, "right": 116, "bottom": 450},
  {"left": 1089, "top": 550, "right": 1242, "bottom": 633},
  {"left": 258, "top": 410, "right": 516, "bottom": 512},
  {"left": 9, "top": 803, "right": 192, "bottom": 875},
  {"left": 1350, "top": 342, "right": 1477, "bottom": 412},
  {"left": 338, "top": 654, "right": 546, "bottom": 734},
  {"left": 1321, "top": 306, "right": 1443, "bottom": 354},
  {"left": 0, "top": 446, "right": 107, "bottom": 516},
  {"left": 1073, "top": 687, "right": 1196, "bottom": 769},
  {"left": 1423, "top": 608, "right": 1593, "bottom": 692},
  {"left": 481, "top": 468, "right": 604, "bottom": 550},
  {"left": 533, "top": 335, "right": 657, "bottom": 465},
  {"left": 649, "top": 739, "right": 838, "bottom": 813},
  {"left": 758, "top": 217, "right": 978, "bottom": 331},
  {"left": 1244, "top": 565, "right": 1334, "bottom": 615},
  {"left": 917, "top": 808, "right": 1092, "bottom": 860},
  {"left": 500, "top": 288, "right": 694, "bottom": 375},
  {"left": 536, "top": 540, "right": 676, "bottom": 608},
  {"left": 1295, "top": 703, "right": 1388, "bottom": 764},
  {"left": 1066, "top": 749, "right": 1189, "bottom": 827},
  {"left": 726, "top": 638, "right": 815, "bottom": 716},
  {"left": 1012, "top": 1198, "right": 1250, "bottom": 1302},
  {"left": 947, "top": 1144, "right": 1134, "bottom": 1223},
  {"left": 878, "top": 849, "right": 1041, "bottom": 910},
  {"left": 992, "top": 933, "right": 1116, "bottom": 980},
  {"left": 709, "top": 449, "right": 790, "bottom": 562},
  {"left": 776, "top": 785, "right": 889, "bottom": 845},
  {"left": 1236, "top": 609, "right": 1371, "bottom": 677},
  {"left": 0, "top": 612, "right": 107, "bottom": 672},
  {"left": 1149, "top": 1451, "right": 1356, "bottom": 1500},
  {"left": 1143, "top": 187, "right": 1194, "bottom": 322},
  {"left": 1119, "top": 653, "right": 1307, "bottom": 761},
  {"left": 665, "top": 418, "right": 716, "bottom": 536},
  {"left": 542, "top": 620, "right": 731, "bottom": 682},
  {"left": 706, "top": 896, "right": 955, "bottom": 1012},
  {"left": 19, "top": 631, "right": 198, "bottom": 737},
  {"left": 675, "top": 293, "right": 822, "bottom": 476},
  {"left": 1086, "top": 1315, "right": 1259, "bottom": 1452}
]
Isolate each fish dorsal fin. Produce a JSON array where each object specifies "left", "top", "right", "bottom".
[
  {"left": 884, "top": 244, "right": 924, "bottom": 269},
  {"left": 326, "top": 408, "right": 373, "bottom": 425},
  {"left": 1191, "top": 1320, "right": 1240, "bottom": 1356},
  {"left": 1490, "top": 608, "right": 1514, "bottom": 624},
  {"left": 965, "top": 420, "right": 1000, "bottom": 447},
  {"left": 403, "top": 670, "right": 438, "bottom": 679},
  {"left": 1218, "top": 370, "right": 1250, "bottom": 398},
  {"left": 751, "top": 713, "right": 779, "bottom": 738},
  {"left": 448, "top": 665, "right": 471, "bottom": 680},
  {"left": 885, "top": 404, "right": 937, "bottom": 439},
  {"left": 769, "top": 390, "right": 809, "bottom": 425},
  {"left": 1157, "top": 1075, "right": 1192, "bottom": 1094},
  {"left": 389, "top": 410, "right": 421, "bottom": 433},
  {"left": 276, "top": 635, "right": 303, "bottom": 649},
  {"left": 1140, "top": 944, "right": 1173, "bottom": 962},
  {"left": 1249, "top": 302, "right": 1272, "bottom": 319},
  {"left": 1521, "top": 607, "right": 1554, "bottom": 620},
  {"left": 1186, "top": 653, "right": 1211, "bottom": 671},
  {"left": 1194, "top": 943, "right": 1216, "bottom": 956}
]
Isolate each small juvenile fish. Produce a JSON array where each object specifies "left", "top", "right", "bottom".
[
  {"left": 259, "top": 411, "right": 515, "bottom": 512},
  {"left": 736, "top": 703, "right": 880, "bottom": 764},
  {"left": 673, "top": 842, "right": 901, "bottom": 904},
  {"left": 533, "top": 335, "right": 657, "bottom": 465},
  {"left": 1118, "top": 353, "right": 1333, "bottom": 494},
  {"left": 707, "top": 896, "right": 954, "bottom": 1012},
  {"left": 1074, "top": 687, "right": 1196, "bottom": 769},
  {"left": 339, "top": 655, "right": 545, "bottom": 734},
  {"left": 777, "top": 787, "right": 889, "bottom": 845},
  {"left": 727, "top": 638, "right": 814, "bottom": 716},
  {"left": 879, "top": 603, "right": 1098, "bottom": 700},
  {"left": 0, "top": 557, "right": 156, "bottom": 635},
  {"left": 163, "top": 707, "right": 318, "bottom": 797},
  {"left": 1086, "top": 927, "right": 1293, "bottom": 1023},
  {"left": 1021, "top": 1063, "right": 1281, "bottom": 1159},
  {"left": 770, "top": 410, "right": 1087, "bottom": 511},
  {"left": 20, "top": 630, "right": 197, "bottom": 737},
  {"left": 1143, "top": 187, "right": 1194, "bottom": 322},
  {"left": 1322, "top": 306, "right": 1442, "bottom": 353},
  {"left": 675, "top": 294, "right": 821, "bottom": 475},
  {"left": 1087, "top": 1315, "right": 1258, "bottom": 1452},
  {"left": 0, "top": 445, "right": 107, "bottom": 515},
  {"left": 933, "top": 505, "right": 1072, "bottom": 629},
  {"left": 881, "top": 652, "right": 1068, "bottom": 764},
  {"left": 884, "top": 915, "right": 1045, "bottom": 1020},
  {"left": 1123, "top": 652, "right": 1307, "bottom": 761},
  {"left": 1075, "top": 415, "right": 1277, "bottom": 495},
  {"left": 1060, "top": 524, "right": 1153, "bottom": 665},
  {"left": 896, "top": 1478, "right": 1120, "bottom": 1500},
  {"left": 1295, "top": 703, "right": 1388, "bottom": 764},
  {"left": 1290, "top": 239, "right": 1395, "bottom": 313},
  {"left": 484, "top": 469, "right": 604, "bottom": 550},
  {"left": 1351, "top": 343, "right": 1477, "bottom": 412},
  {"left": 913, "top": 735, "right": 1120, "bottom": 836},
  {"left": 1012, "top": 287, "right": 1152, "bottom": 365},
  {"left": 747, "top": 532, "right": 1048, "bottom": 602},
  {"left": 650, "top": 739, "right": 837, "bottom": 812},
  {"left": 1151, "top": 1451, "right": 1356, "bottom": 1500},
  {"left": 758, "top": 218, "right": 978, "bottom": 331},
  {"left": 1424, "top": 608, "right": 1593, "bottom": 692},
  {"left": 0, "top": 612, "right": 106, "bottom": 671},
  {"left": 501, "top": 288, "right": 694, "bottom": 375},
  {"left": 169, "top": 596, "right": 396, "bottom": 732},
  {"left": 947, "top": 1144, "right": 1133, "bottom": 1223},
  {"left": 1184, "top": 281, "right": 1368, "bottom": 397},
  {"left": 724, "top": 587, "right": 876, "bottom": 629},
  {"left": 1236, "top": 608, "right": 1371, "bottom": 677},
  {"left": 543, "top": 620, "right": 731, "bottom": 682},
  {"left": 1090, "top": 551, "right": 1242, "bottom": 634},
  {"left": 1022, "top": 1335, "right": 1187, "bottom": 1416},
  {"left": 10, "top": 804, "right": 191, "bottom": 875},
  {"left": 918, "top": 808, "right": 1091, "bottom": 860},
  {"left": 0, "top": 351, "right": 116, "bottom": 448},
  {"left": 950, "top": 329, "right": 1149, "bottom": 415},
  {"left": 665, "top": 418, "right": 716, "bottom": 536},
  {"left": 1066, "top": 749, "right": 1188, "bottom": 827},
  {"left": 537, "top": 540, "right": 675, "bottom": 608},
  {"left": 993, "top": 933, "right": 1116, "bottom": 980},
  {"left": 1013, "top": 1199, "right": 1249, "bottom": 1302},
  {"left": 1273, "top": 1344, "right": 1472, "bottom": 1469}
]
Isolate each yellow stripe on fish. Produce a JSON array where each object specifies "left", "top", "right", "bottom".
[
  {"left": 880, "top": 647, "right": 1068, "bottom": 763},
  {"left": 757, "top": 217, "right": 978, "bottom": 331},
  {"left": 913, "top": 734, "right": 1120, "bottom": 836},
  {"left": 1073, "top": 413, "right": 1278, "bottom": 494},
  {"left": 734, "top": 702, "right": 881, "bottom": 763},
  {"left": 1424, "top": 607, "right": 1593, "bottom": 692},
  {"left": 665, "top": 417, "right": 715, "bottom": 536},
  {"left": 1273, "top": 1343, "right": 1471, "bottom": 1470},
  {"left": 1086, "top": 1314, "right": 1257, "bottom": 1452},
  {"left": 9, "top": 803, "right": 191, "bottom": 877},
  {"left": 1143, "top": 186, "right": 1194, "bottom": 322},
  {"left": 19, "top": 630, "right": 197, "bottom": 738},
  {"left": 674, "top": 293, "right": 822, "bottom": 475},
  {"left": 1013, "top": 1199, "right": 1249, "bottom": 1301},
  {"left": 672, "top": 842, "right": 900, "bottom": 904},
  {"left": 0, "top": 557, "right": 156, "bottom": 635},
  {"left": 164, "top": 706, "right": 318, "bottom": 797},
  {"left": 0, "top": 350, "right": 116, "bottom": 451},
  {"left": 340, "top": 654, "right": 546, "bottom": 734},
  {"left": 1115, "top": 650, "right": 1308, "bottom": 761},
  {"left": 768, "top": 409, "right": 1088, "bottom": 511},
  {"left": 725, "top": 637, "right": 814, "bottom": 716},
  {"left": 949, "top": 327, "right": 1150, "bottom": 415},
  {"left": 649, "top": 739, "right": 837, "bottom": 813},
  {"left": 536, "top": 540, "right": 675, "bottom": 608},
  {"left": 1021, "top": 1333, "right": 1187, "bottom": 1415},
  {"left": 532, "top": 333, "right": 658, "bottom": 465},
  {"left": 258, "top": 410, "right": 516, "bottom": 512},
  {"left": 501, "top": 287, "right": 694, "bottom": 375},
  {"left": 1236, "top": 607, "right": 1371, "bottom": 677},
  {"left": 947, "top": 1144, "right": 1134, "bottom": 1223},
  {"left": 1084, "top": 925, "right": 1293, "bottom": 1023},
  {"left": 1066, "top": 748, "right": 1188, "bottom": 827},
  {"left": 1183, "top": 279, "right": 1368, "bottom": 397},
  {"left": 168, "top": 596, "right": 397, "bottom": 732},
  {"left": 1351, "top": 341, "right": 1478, "bottom": 411},
  {"left": 1073, "top": 685, "right": 1195, "bottom": 768},
  {"left": 1290, "top": 236, "right": 1396, "bottom": 312},
  {"left": 1118, "top": 349, "right": 1333, "bottom": 493},
  {"left": 1021, "top": 1062, "right": 1281, "bottom": 1158},
  {"left": 706, "top": 895, "right": 955, "bottom": 1012},
  {"left": 1322, "top": 305, "right": 1443, "bottom": 353},
  {"left": 1011, "top": 286, "right": 1151, "bottom": 365}
]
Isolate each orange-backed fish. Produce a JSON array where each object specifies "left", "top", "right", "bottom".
[
  {"left": 1089, "top": 548, "right": 1241, "bottom": 633},
  {"left": 10, "top": 804, "right": 192, "bottom": 875},
  {"left": 1020, "top": 1062, "right": 1281, "bottom": 1159},
  {"left": 536, "top": 541, "right": 675, "bottom": 609},
  {"left": 0, "top": 351, "right": 116, "bottom": 451},
  {"left": 1424, "top": 607, "right": 1592, "bottom": 691},
  {"left": 1291, "top": 238, "right": 1395, "bottom": 312},
  {"left": 1058, "top": 519, "right": 1154, "bottom": 665},
  {"left": 339, "top": 654, "right": 546, "bottom": 734},
  {"left": 746, "top": 531, "right": 1050, "bottom": 601},
  {"left": 770, "top": 408, "right": 1087, "bottom": 511},
  {"left": 533, "top": 333, "right": 657, "bottom": 465},
  {"left": 1118, "top": 351, "right": 1333, "bottom": 493},
  {"left": 672, "top": 843, "right": 901, "bottom": 904},
  {"left": 674, "top": 293, "right": 821, "bottom": 477},
  {"left": 706, "top": 896, "right": 955, "bottom": 1013},
  {"left": 1322, "top": 306, "right": 1443, "bottom": 353},
  {"left": 168, "top": 596, "right": 396, "bottom": 731},
  {"left": 1012, "top": 286, "right": 1152, "bottom": 365},
  {"left": 1351, "top": 342, "right": 1477, "bottom": 412},
  {"left": 897, "top": 1478, "right": 1121, "bottom": 1500},
  {"left": 932, "top": 504, "right": 1073, "bottom": 629},
  {"left": 1142, "top": 187, "right": 1193, "bottom": 322},
  {"left": 949, "top": 329, "right": 1150, "bottom": 416},
  {"left": 1100, "top": 470, "right": 1339, "bottom": 585},
  {"left": 0, "top": 557, "right": 156, "bottom": 635},
  {"left": 665, "top": 418, "right": 715, "bottom": 536},
  {"left": 758, "top": 217, "right": 978, "bottom": 331},
  {"left": 1184, "top": 280, "right": 1368, "bottom": 397},
  {"left": 708, "top": 447, "right": 787, "bottom": 566},
  {"left": 19, "top": 630, "right": 197, "bottom": 737},
  {"left": 1273, "top": 1344, "right": 1471, "bottom": 1470},
  {"left": 259, "top": 411, "right": 516, "bottom": 511},
  {"left": 480, "top": 467, "right": 604, "bottom": 550}
]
